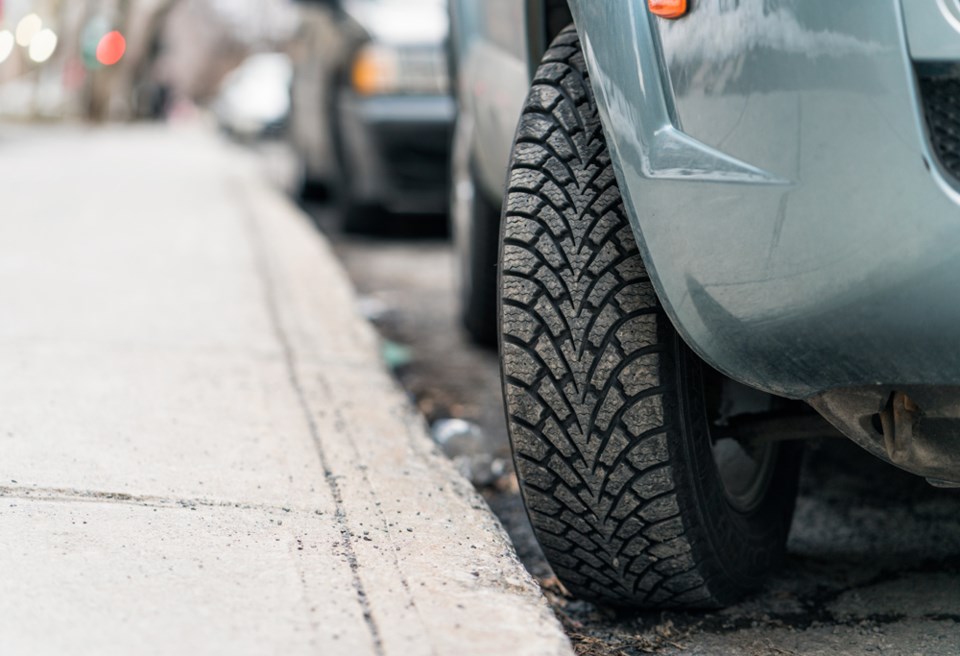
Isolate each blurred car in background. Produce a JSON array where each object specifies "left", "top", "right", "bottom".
[
  {"left": 290, "top": 0, "right": 452, "bottom": 230},
  {"left": 212, "top": 52, "right": 293, "bottom": 139}
]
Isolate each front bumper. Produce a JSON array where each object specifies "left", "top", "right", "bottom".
[
  {"left": 571, "top": 0, "right": 960, "bottom": 401},
  {"left": 337, "top": 93, "right": 454, "bottom": 214}
]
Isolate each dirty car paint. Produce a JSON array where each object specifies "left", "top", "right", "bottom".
[{"left": 569, "top": 0, "right": 960, "bottom": 399}]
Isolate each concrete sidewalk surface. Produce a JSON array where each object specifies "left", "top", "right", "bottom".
[{"left": 0, "top": 125, "right": 572, "bottom": 656}]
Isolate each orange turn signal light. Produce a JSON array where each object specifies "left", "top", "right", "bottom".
[
  {"left": 352, "top": 49, "right": 384, "bottom": 96},
  {"left": 648, "top": 0, "right": 687, "bottom": 19}
]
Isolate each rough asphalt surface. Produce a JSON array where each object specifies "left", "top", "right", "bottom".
[{"left": 304, "top": 204, "right": 960, "bottom": 656}]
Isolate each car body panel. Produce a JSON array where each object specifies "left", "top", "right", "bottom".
[
  {"left": 449, "top": 0, "right": 530, "bottom": 200},
  {"left": 451, "top": 0, "right": 960, "bottom": 400},
  {"left": 568, "top": 0, "right": 960, "bottom": 399},
  {"left": 903, "top": 0, "right": 960, "bottom": 60}
]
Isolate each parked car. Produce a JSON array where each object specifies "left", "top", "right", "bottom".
[
  {"left": 290, "top": 0, "right": 453, "bottom": 229},
  {"left": 449, "top": 0, "right": 960, "bottom": 608},
  {"left": 212, "top": 52, "right": 293, "bottom": 139}
]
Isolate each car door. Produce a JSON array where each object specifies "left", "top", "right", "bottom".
[{"left": 454, "top": 0, "right": 530, "bottom": 201}]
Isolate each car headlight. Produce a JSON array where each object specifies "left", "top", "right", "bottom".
[{"left": 350, "top": 43, "right": 449, "bottom": 96}]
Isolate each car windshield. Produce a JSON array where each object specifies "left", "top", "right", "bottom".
[{"left": 344, "top": 0, "right": 447, "bottom": 44}]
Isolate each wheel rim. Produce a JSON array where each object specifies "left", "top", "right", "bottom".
[
  {"left": 704, "top": 372, "right": 779, "bottom": 513},
  {"left": 712, "top": 437, "right": 777, "bottom": 513}
]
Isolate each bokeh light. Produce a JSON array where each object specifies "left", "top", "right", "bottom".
[
  {"left": 28, "top": 28, "right": 57, "bottom": 63},
  {"left": 95, "top": 30, "right": 126, "bottom": 66},
  {"left": 0, "top": 30, "right": 14, "bottom": 63},
  {"left": 15, "top": 13, "right": 42, "bottom": 47}
]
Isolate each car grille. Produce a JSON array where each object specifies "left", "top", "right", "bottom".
[
  {"left": 382, "top": 127, "right": 450, "bottom": 193},
  {"left": 395, "top": 46, "right": 450, "bottom": 96},
  {"left": 919, "top": 71, "right": 960, "bottom": 183}
]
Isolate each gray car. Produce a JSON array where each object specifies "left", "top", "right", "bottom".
[
  {"left": 291, "top": 0, "right": 453, "bottom": 228},
  {"left": 449, "top": 0, "right": 960, "bottom": 608}
]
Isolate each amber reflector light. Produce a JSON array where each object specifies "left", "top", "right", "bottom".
[{"left": 648, "top": 0, "right": 687, "bottom": 19}]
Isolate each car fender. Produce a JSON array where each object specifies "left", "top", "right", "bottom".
[{"left": 567, "top": 0, "right": 960, "bottom": 399}]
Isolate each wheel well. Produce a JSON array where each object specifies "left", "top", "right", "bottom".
[
  {"left": 544, "top": 0, "right": 573, "bottom": 45},
  {"left": 526, "top": 0, "right": 574, "bottom": 77}
]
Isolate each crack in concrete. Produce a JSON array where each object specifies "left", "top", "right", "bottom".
[
  {"left": 0, "top": 484, "right": 323, "bottom": 515},
  {"left": 239, "top": 183, "right": 386, "bottom": 656},
  {"left": 0, "top": 335, "right": 384, "bottom": 367},
  {"left": 321, "top": 378, "right": 434, "bottom": 654}
]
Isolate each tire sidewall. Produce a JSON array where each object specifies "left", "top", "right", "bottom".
[{"left": 669, "top": 330, "right": 801, "bottom": 601}]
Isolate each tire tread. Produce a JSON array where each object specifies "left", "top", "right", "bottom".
[{"left": 500, "top": 25, "right": 712, "bottom": 607}]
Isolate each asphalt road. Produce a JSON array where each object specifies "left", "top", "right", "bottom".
[{"left": 300, "top": 201, "right": 960, "bottom": 656}]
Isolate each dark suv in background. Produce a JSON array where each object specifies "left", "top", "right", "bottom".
[{"left": 290, "top": 0, "right": 453, "bottom": 229}]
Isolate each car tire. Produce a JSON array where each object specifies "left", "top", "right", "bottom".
[{"left": 499, "top": 25, "right": 801, "bottom": 608}]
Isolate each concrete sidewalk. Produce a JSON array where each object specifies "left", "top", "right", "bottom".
[{"left": 0, "top": 125, "right": 571, "bottom": 656}]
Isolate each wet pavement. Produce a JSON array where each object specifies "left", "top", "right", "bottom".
[{"left": 303, "top": 202, "right": 960, "bottom": 656}]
